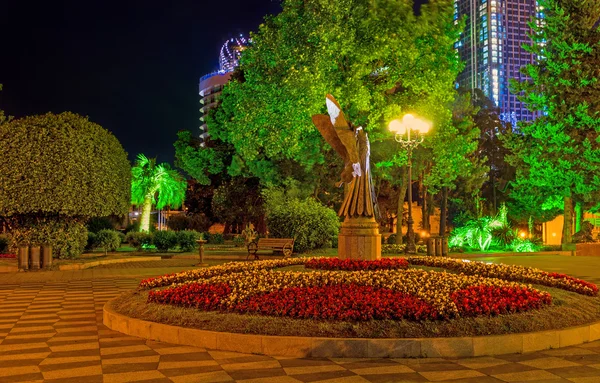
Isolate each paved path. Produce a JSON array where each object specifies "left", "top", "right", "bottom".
[{"left": 1, "top": 257, "right": 600, "bottom": 382}]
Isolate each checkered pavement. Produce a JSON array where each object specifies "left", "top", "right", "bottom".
[{"left": 1, "top": 268, "right": 600, "bottom": 382}]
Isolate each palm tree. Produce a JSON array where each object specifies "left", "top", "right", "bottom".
[{"left": 131, "top": 154, "right": 187, "bottom": 232}]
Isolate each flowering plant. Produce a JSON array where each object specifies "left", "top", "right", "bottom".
[
  {"left": 304, "top": 257, "right": 408, "bottom": 271},
  {"left": 407, "top": 256, "right": 598, "bottom": 296}
]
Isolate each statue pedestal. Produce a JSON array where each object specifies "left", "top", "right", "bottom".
[{"left": 338, "top": 217, "right": 381, "bottom": 260}]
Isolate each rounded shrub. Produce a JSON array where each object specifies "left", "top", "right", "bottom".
[
  {"left": 266, "top": 197, "right": 340, "bottom": 253},
  {"left": 0, "top": 112, "right": 130, "bottom": 258},
  {"left": 95, "top": 229, "right": 122, "bottom": 254},
  {"left": 176, "top": 230, "right": 201, "bottom": 252},
  {"left": 153, "top": 231, "right": 178, "bottom": 252},
  {"left": 208, "top": 233, "right": 224, "bottom": 245},
  {"left": 125, "top": 232, "right": 153, "bottom": 251},
  {"left": 7, "top": 217, "right": 87, "bottom": 259},
  {"left": 86, "top": 232, "right": 98, "bottom": 250}
]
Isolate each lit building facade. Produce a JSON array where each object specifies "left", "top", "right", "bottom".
[
  {"left": 198, "top": 35, "right": 249, "bottom": 146},
  {"left": 454, "top": 0, "right": 542, "bottom": 124}
]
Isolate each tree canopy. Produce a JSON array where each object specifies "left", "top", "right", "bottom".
[
  {"left": 504, "top": 0, "right": 600, "bottom": 244},
  {"left": 0, "top": 112, "right": 131, "bottom": 218},
  {"left": 131, "top": 154, "right": 187, "bottom": 232},
  {"left": 179, "top": 0, "right": 465, "bottom": 190}
]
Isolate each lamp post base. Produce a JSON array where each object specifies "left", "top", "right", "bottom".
[{"left": 338, "top": 217, "right": 382, "bottom": 261}]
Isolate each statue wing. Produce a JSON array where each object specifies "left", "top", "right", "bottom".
[
  {"left": 325, "top": 94, "right": 360, "bottom": 165},
  {"left": 311, "top": 114, "right": 349, "bottom": 161}
]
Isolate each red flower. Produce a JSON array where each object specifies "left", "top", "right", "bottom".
[
  {"left": 234, "top": 284, "right": 438, "bottom": 321},
  {"left": 305, "top": 258, "right": 409, "bottom": 271},
  {"left": 451, "top": 285, "right": 551, "bottom": 317}
]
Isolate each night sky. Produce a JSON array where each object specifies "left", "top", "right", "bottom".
[{"left": 0, "top": 0, "right": 426, "bottom": 165}]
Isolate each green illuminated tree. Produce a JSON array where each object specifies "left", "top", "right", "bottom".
[
  {"left": 505, "top": 0, "right": 600, "bottom": 247},
  {"left": 208, "top": 0, "right": 461, "bottom": 187},
  {"left": 131, "top": 154, "right": 187, "bottom": 232},
  {"left": 0, "top": 112, "right": 130, "bottom": 258}
]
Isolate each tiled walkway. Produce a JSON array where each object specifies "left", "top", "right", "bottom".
[{"left": 1, "top": 261, "right": 600, "bottom": 382}]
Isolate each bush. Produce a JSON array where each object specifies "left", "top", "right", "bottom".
[
  {"left": 387, "top": 233, "right": 397, "bottom": 244},
  {"left": 125, "top": 232, "right": 153, "bottom": 251},
  {"left": 95, "top": 229, "right": 122, "bottom": 255},
  {"left": 153, "top": 231, "right": 178, "bottom": 252},
  {"left": 166, "top": 214, "right": 189, "bottom": 231},
  {"left": 0, "top": 112, "right": 130, "bottom": 259},
  {"left": 0, "top": 235, "right": 9, "bottom": 253},
  {"left": 208, "top": 233, "right": 224, "bottom": 244},
  {"left": 233, "top": 235, "right": 245, "bottom": 247},
  {"left": 176, "top": 230, "right": 201, "bottom": 252},
  {"left": 86, "top": 217, "right": 116, "bottom": 233},
  {"left": 86, "top": 232, "right": 98, "bottom": 250},
  {"left": 6, "top": 217, "right": 87, "bottom": 259},
  {"left": 266, "top": 196, "right": 340, "bottom": 253},
  {"left": 167, "top": 214, "right": 211, "bottom": 232}
]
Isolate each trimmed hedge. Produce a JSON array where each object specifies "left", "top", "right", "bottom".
[{"left": 6, "top": 216, "right": 87, "bottom": 259}]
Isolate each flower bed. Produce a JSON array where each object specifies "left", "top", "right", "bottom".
[
  {"left": 304, "top": 257, "right": 408, "bottom": 271},
  {"left": 0, "top": 254, "right": 15, "bottom": 259},
  {"left": 407, "top": 256, "right": 598, "bottom": 296},
  {"left": 147, "top": 280, "right": 551, "bottom": 321},
  {"left": 144, "top": 258, "right": 553, "bottom": 319}
]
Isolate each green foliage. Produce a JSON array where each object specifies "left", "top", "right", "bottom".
[
  {"left": 505, "top": 0, "right": 600, "bottom": 241},
  {"left": 131, "top": 154, "right": 187, "bottom": 232},
  {"left": 233, "top": 235, "right": 245, "bottom": 247},
  {"left": 176, "top": 230, "right": 201, "bottom": 252},
  {"left": 86, "top": 232, "right": 97, "bottom": 250},
  {"left": 0, "top": 235, "right": 9, "bottom": 253},
  {"left": 95, "top": 230, "right": 122, "bottom": 255},
  {"left": 264, "top": 189, "right": 340, "bottom": 253},
  {"left": 449, "top": 216, "right": 503, "bottom": 252},
  {"left": 6, "top": 217, "right": 87, "bottom": 259},
  {"left": 510, "top": 238, "right": 541, "bottom": 253},
  {"left": 86, "top": 217, "right": 116, "bottom": 233},
  {"left": 241, "top": 224, "right": 258, "bottom": 244},
  {"left": 192, "top": 0, "right": 462, "bottom": 190},
  {"left": 125, "top": 232, "right": 153, "bottom": 251},
  {"left": 166, "top": 214, "right": 211, "bottom": 232},
  {"left": 0, "top": 112, "right": 130, "bottom": 218},
  {"left": 152, "top": 231, "right": 178, "bottom": 252},
  {"left": 206, "top": 233, "right": 224, "bottom": 245}
]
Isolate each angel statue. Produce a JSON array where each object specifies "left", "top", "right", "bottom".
[{"left": 311, "top": 94, "right": 380, "bottom": 219}]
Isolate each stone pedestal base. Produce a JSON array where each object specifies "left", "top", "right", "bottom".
[{"left": 338, "top": 217, "right": 381, "bottom": 260}]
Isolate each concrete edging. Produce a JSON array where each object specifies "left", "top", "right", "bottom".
[
  {"left": 58, "top": 256, "right": 161, "bottom": 270},
  {"left": 103, "top": 297, "right": 600, "bottom": 358}
]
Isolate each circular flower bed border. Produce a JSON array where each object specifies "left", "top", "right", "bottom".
[
  {"left": 107, "top": 256, "right": 600, "bottom": 358},
  {"left": 138, "top": 257, "right": 597, "bottom": 321}
]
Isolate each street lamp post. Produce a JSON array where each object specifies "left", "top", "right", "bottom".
[{"left": 388, "top": 114, "right": 431, "bottom": 254}]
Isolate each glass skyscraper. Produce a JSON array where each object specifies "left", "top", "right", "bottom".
[{"left": 454, "top": 0, "right": 542, "bottom": 124}]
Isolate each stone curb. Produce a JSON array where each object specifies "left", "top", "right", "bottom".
[
  {"left": 58, "top": 256, "right": 161, "bottom": 270},
  {"left": 103, "top": 297, "right": 600, "bottom": 358}
]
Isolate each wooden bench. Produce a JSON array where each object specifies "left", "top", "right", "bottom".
[{"left": 247, "top": 238, "right": 294, "bottom": 260}]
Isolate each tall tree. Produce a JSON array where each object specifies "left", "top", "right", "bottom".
[
  {"left": 131, "top": 154, "right": 187, "bottom": 233},
  {"left": 505, "top": 0, "right": 600, "bottom": 248},
  {"left": 209, "top": 0, "right": 462, "bottom": 189}
]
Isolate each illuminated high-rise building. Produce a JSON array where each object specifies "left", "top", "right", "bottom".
[
  {"left": 198, "top": 35, "right": 249, "bottom": 146},
  {"left": 454, "top": 0, "right": 543, "bottom": 124}
]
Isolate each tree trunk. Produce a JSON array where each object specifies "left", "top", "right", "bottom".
[
  {"left": 575, "top": 201, "right": 583, "bottom": 233},
  {"left": 140, "top": 197, "right": 153, "bottom": 232},
  {"left": 439, "top": 186, "right": 448, "bottom": 236},
  {"left": 563, "top": 195, "right": 573, "bottom": 247},
  {"left": 422, "top": 185, "right": 429, "bottom": 231},
  {"left": 426, "top": 193, "right": 434, "bottom": 230},
  {"left": 395, "top": 181, "right": 408, "bottom": 245}
]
